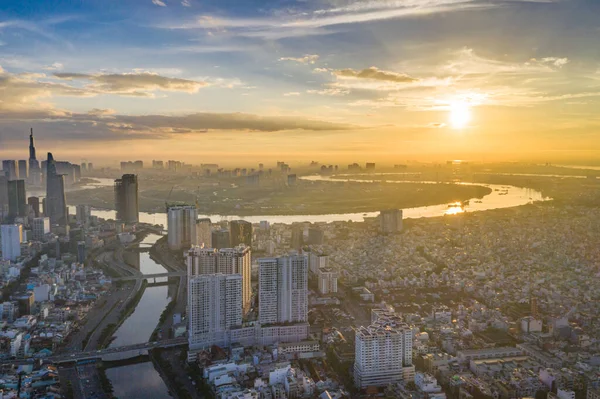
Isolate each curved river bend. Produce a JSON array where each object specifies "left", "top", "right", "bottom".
[{"left": 73, "top": 175, "right": 548, "bottom": 226}]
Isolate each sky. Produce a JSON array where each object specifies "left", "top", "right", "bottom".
[{"left": 0, "top": 0, "right": 599, "bottom": 166}]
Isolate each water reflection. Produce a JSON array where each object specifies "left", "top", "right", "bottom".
[
  {"left": 445, "top": 203, "right": 465, "bottom": 215},
  {"left": 110, "top": 234, "right": 170, "bottom": 347},
  {"left": 106, "top": 363, "right": 172, "bottom": 399},
  {"left": 108, "top": 285, "right": 170, "bottom": 348}
]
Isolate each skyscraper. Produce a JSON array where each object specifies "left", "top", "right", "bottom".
[
  {"left": 28, "top": 129, "right": 41, "bottom": 186},
  {"left": 291, "top": 226, "right": 304, "bottom": 250},
  {"left": 196, "top": 218, "right": 212, "bottom": 248},
  {"left": 307, "top": 227, "right": 325, "bottom": 245},
  {"left": 218, "top": 246, "right": 252, "bottom": 314},
  {"left": 76, "top": 204, "right": 92, "bottom": 226},
  {"left": 77, "top": 241, "right": 87, "bottom": 264},
  {"left": 27, "top": 197, "right": 40, "bottom": 218},
  {"left": 354, "top": 310, "right": 413, "bottom": 388},
  {"left": 0, "top": 176, "right": 8, "bottom": 216},
  {"left": 380, "top": 209, "right": 403, "bottom": 233},
  {"left": 188, "top": 274, "right": 243, "bottom": 351},
  {"left": 211, "top": 228, "right": 230, "bottom": 249},
  {"left": 186, "top": 247, "right": 219, "bottom": 276},
  {"left": 229, "top": 220, "right": 252, "bottom": 247},
  {"left": 29, "top": 128, "right": 36, "bottom": 161},
  {"left": 7, "top": 180, "right": 27, "bottom": 220},
  {"left": 114, "top": 174, "right": 139, "bottom": 224},
  {"left": 32, "top": 217, "right": 50, "bottom": 241},
  {"left": 186, "top": 245, "right": 252, "bottom": 314},
  {"left": 17, "top": 161, "right": 27, "bottom": 181},
  {"left": 46, "top": 153, "right": 68, "bottom": 227},
  {"left": 1, "top": 224, "right": 23, "bottom": 261},
  {"left": 2, "top": 160, "right": 17, "bottom": 180},
  {"left": 258, "top": 254, "right": 308, "bottom": 325},
  {"left": 167, "top": 205, "right": 198, "bottom": 250}
]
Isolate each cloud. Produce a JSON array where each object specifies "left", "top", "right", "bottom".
[
  {"left": 428, "top": 122, "right": 447, "bottom": 128},
  {"left": 313, "top": 68, "right": 330, "bottom": 73},
  {"left": 538, "top": 57, "right": 570, "bottom": 68},
  {"left": 334, "top": 67, "right": 419, "bottom": 83},
  {"left": 87, "top": 108, "right": 116, "bottom": 116},
  {"left": 445, "top": 48, "right": 569, "bottom": 76},
  {"left": 0, "top": 66, "right": 359, "bottom": 140},
  {"left": 152, "top": 0, "right": 167, "bottom": 6},
  {"left": 0, "top": 110, "right": 360, "bottom": 147},
  {"left": 43, "top": 62, "right": 64, "bottom": 71},
  {"left": 0, "top": 66, "right": 93, "bottom": 116},
  {"left": 110, "top": 112, "right": 358, "bottom": 133},
  {"left": 163, "top": 0, "right": 553, "bottom": 39},
  {"left": 53, "top": 71, "right": 208, "bottom": 95},
  {"left": 307, "top": 87, "right": 350, "bottom": 96},
  {"left": 181, "top": 0, "right": 191, "bottom": 6},
  {"left": 283, "top": 92, "right": 301, "bottom": 96},
  {"left": 279, "top": 55, "right": 320, "bottom": 64}
]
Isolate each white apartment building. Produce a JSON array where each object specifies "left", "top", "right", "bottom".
[
  {"left": 188, "top": 273, "right": 242, "bottom": 351},
  {"left": 186, "top": 247, "right": 219, "bottom": 276},
  {"left": 167, "top": 205, "right": 198, "bottom": 250},
  {"left": 32, "top": 217, "right": 50, "bottom": 241},
  {"left": 318, "top": 268, "right": 338, "bottom": 295},
  {"left": 218, "top": 246, "right": 252, "bottom": 314},
  {"left": 186, "top": 245, "right": 252, "bottom": 314},
  {"left": 258, "top": 254, "right": 308, "bottom": 325},
  {"left": 1, "top": 224, "right": 23, "bottom": 261},
  {"left": 308, "top": 252, "right": 328, "bottom": 275},
  {"left": 354, "top": 311, "right": 413, "bottom": 388}
]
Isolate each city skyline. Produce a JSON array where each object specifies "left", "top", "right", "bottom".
[{"left": 1, "top": 0, "right": 600, "bottom": 164}]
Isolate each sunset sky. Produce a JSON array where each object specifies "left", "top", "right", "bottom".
[{"left": 1, "top": 0, "right": 599, "bottom": 165}]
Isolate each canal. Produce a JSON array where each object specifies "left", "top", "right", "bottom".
[{"left": 107, "top": 234, "right": 173, "bottom": 398}]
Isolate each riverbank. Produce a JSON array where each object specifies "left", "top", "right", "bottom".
[
  {"left": 98, "top": 279, "right": 148, "bottom": 349},
  {"left": 66, "top": 178, "right": 492, "bottom": 216}
]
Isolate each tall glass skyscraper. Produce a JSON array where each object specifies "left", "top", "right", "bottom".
[
  {"left": 45, "top": 152, "right": 68, "bottom": 226},
  {"left": 28, "top": 129, "right": 41, "bottom": 186}
]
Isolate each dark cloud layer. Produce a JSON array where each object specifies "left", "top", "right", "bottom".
[{"left": 53, "top": 71, "right": 207, "bottom": 96}]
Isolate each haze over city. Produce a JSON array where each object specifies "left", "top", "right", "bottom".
[
  {"left": 1, "top": 0, "right": 600, "bottom": 164},
  {"left": 2, "top": 2, "right": 600, "bottom": 399}
]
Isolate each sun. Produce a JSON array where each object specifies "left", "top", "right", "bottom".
[{"left": 449, "top": 101, "right": 471, "bottom": 129}]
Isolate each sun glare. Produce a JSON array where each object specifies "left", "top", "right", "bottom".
[{"left": 449, "top": 101, "right": 471, "bottom": 129}]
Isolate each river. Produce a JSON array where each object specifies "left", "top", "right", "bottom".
[
  {"left": 106, "top": 233, "right": 173, "bottom": 398},
  {"left": 75, "top": 175, "right": 549, "bottom": 226}
]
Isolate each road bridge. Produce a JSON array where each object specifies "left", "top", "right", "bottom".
[
  {"left": 3, "top": 338, "right": 187, "bottom": 366},
  {"left": 110, "top": 271, "right": 187, "bottom": 282}
]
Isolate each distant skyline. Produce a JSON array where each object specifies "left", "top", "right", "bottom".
[{"left": 1, "top": 0, "right": 599, "bottom": 164}]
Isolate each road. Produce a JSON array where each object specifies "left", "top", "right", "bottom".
[
  {"left": 65, "top": 284, "right": 133, "bottom": 352},
  {"left": 61, "top": 246, "right": 145, "bottom": 353}
]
